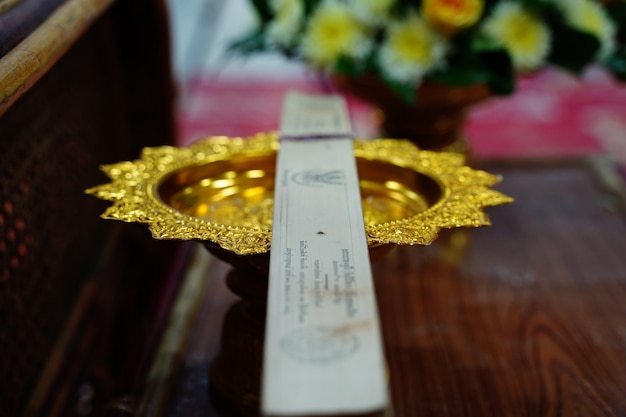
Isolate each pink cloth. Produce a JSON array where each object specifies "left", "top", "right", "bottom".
[{"left": 176, "top": 68, "right": 626, "bottom": 164}]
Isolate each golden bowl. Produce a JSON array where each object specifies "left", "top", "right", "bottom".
[{"left": 86, "top": 132, "right": 512, "bottom": 257}]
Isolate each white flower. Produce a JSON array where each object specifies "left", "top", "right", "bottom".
[
  {"left": 555, "top": 0, "right": 616, "bottom": 59},
  {"left": 300, "top": 1, "right": 372, "bottom": 68},
  {"left": 266, "top": 0, "right": 304, "bottom": 47},
  {"left": 481, "top": 2, "right": 551, "bottom": 71},
  {"left": 378, "top": 13, "right": 447, "bottom": 84},
  {"left": 345, "top": 0, "right": 395, "bottom": 26}
]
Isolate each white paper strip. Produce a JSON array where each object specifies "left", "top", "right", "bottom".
[{"left": 262, "top": 91, "right": 389, "bottom": 416}]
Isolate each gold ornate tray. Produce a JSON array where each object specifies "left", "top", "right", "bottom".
[{"left": 86, "top": 132, "right": 512, "bottom": 255}]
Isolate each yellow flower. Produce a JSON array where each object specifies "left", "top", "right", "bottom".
[
  {"left": 481, "top": 2, "right": 551, "bottom": 71},
  {"left": 300, "top": 1, "right": 371, "bottom": 67},
  {"left": 423, "top": 0, "right": 484, "bottom": 35},
  {"left": 378, "top": 13, "right": 447, "bottom": 84},
  {"left": 266, "top": 0, "right": 304, "bottom": 47},
  {"left": 555, "top": 0, "right": 616, "bottom": 59}
]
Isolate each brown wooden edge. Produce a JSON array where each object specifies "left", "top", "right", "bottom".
[{"left": 0, "top": 0, "right": 116, "bottom": 116}]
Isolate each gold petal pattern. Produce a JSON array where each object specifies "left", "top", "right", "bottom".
[{"left": 86, "top": 132, "right": 513, "bottom": 255}]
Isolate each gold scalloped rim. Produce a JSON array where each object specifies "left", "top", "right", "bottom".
[{"left": 86, "top": 132, "right": 513, "bottom": 255}]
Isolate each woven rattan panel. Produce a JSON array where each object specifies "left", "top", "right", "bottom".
[
  {"left": 0, "top": 4, "right": 174, "bottom": 414},
  {"left": 0, "top": 39, "right": 124, "bottom": 417}
]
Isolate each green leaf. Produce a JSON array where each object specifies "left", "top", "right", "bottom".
[
  {"left": 381, "top": 76, "right": 416, "bottom": 105},
  {"left": 426, "top": 36, "right": 489, "bottom": 86},
  {"left": 607, "top": 48, "right": 626, "bottom": 82},
  {"left": 480, "top": 48, "right": 515, "bottom": 95},
  {"left": 333, "top": 56, "right": 367, "bottom": 77},
  {"left": 228, "top": 30, "right": 267, "bottom": 55},
  {"left": 428, "top": 38, "right": 514, "bottom": 96},
  {"left": 428, "top": 68, "right": 489, "bottom": 86},
  {"left": 606, "top": 3, "right": 626, "bottom": 43},
  {"left": 607, "top": 3, "right": 626, "bottom": 25},
  {"left": 249, "top": 0, "right": 273, "bottom": 22},
  {"left": 521, "top": 0, "right": 554, "bottom": 14},
  {"left": 302, "top": 0, "right": 322, "bottom": 14},
  {"left": 393, "top": 0, "right": 419, "bottom": 15},
  {"left": 549, "top": 25, "right": 600, "bottom": 74},
  {"left": 471, "top": 36, "right": 503, "bottom": 52}
]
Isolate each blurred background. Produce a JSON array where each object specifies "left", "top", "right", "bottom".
[{"left": 164, "top": 0, "right": 626, "bottom": 166}]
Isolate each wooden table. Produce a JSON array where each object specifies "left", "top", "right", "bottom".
[{"left": 135, "top": 156, "right": 626, "bottom": 417}]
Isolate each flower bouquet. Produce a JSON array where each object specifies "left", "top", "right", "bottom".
[
  {"left": 232, "top": 0, "right": 626, "bottom": 99},
  {"left": 231, "top": 0, "right": 626, "bottom": 148}
]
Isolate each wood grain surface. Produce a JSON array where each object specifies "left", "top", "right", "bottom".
[
  {"left": 146, "top": 158, "right": 626, "bottom": 417},
  {"left": 373, "top": 159, "right": 626, "bottom": 417}
]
